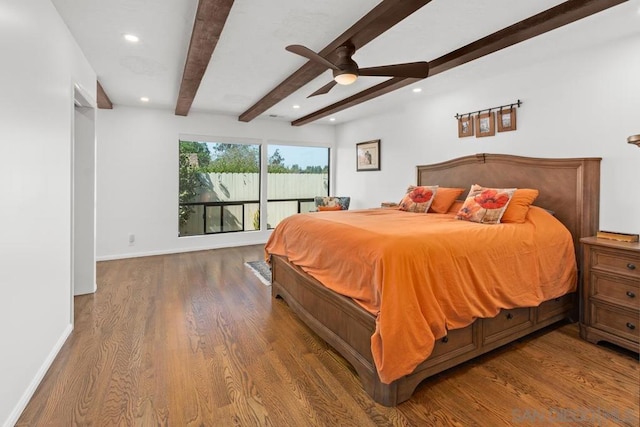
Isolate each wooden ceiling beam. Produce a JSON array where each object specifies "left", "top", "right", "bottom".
[
  {"left": 175, "top": 0, "right": 235, "bottom": 116},
  {"left": 238, "top": 0, "right": 433, "bottom": 123},
  {"left": 292, "top": 0, "right": 627, "bottom": 126},
  {"left": 96, "top": 80, "right": 113, "bottom": 109},
  {"left": 291, "top": 78, "right": 417, "bottom": 126},
  {"left": 428, "top": 0, "right": 627, "bottom": 77}
]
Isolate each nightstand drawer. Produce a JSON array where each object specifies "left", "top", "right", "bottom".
[
  {"left": 590, "top": 303, "right": 639, "bottom": 343},
  {"left": 590, "top": 272, "right": 639, "bottom": 310},
  {"left": 591, "top": 248, "right": 640, "bottom": 278}
]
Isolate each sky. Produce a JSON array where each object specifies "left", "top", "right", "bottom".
[{"left": 268, "top": 144, "right": 328, "bottom": 168}]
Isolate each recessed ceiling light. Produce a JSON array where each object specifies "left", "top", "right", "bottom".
[
  {"left": 140, "top": 97, "right": 149, "bottom": 102},
  {"left": 412, "top": 88, "right": 422, "bottom": 93},
  {"left": 124, "top": 34, "right": 139, "bottom": 43},
  {"left": 292, "top": 105, "right": 300, "bottom": 109},
  {"left": 329, "top": 117, "right": 336, "bottom": 122}
]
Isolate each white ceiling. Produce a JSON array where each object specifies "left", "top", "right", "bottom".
[{"left": 51, "top": 0, "right": 638, "bottom": 125}]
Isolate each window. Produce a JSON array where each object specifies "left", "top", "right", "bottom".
[
  {"left": 179, "top": 140, "right": 260, "bottom": 236},
  {"left": 266, "top": 144, "right": 329, "bottom": 228},
  {"left": 178, "top": 139, "right": 330, "bottom": 235}
]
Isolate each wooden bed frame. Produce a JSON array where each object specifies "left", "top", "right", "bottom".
[{"left": 271, "top": 153, "right": 601, "bottom": 406}]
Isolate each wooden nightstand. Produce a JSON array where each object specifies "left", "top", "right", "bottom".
[{"left": 580, "top": 237, "right": 640, "bottom": 352}]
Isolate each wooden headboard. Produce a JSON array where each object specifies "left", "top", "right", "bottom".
[{"left": 417, "top": 153, "right": 601, "bottom": 253}]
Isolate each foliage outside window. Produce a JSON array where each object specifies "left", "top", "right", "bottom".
[
  {"left": 179, "top": 140, "right": 329, "bottom": 236},
  {"left": 266, "top": 144, "right": 329, "bottom": 228},
  {"left": 179, "top": 140, "right": 260, "bottom": 236},
  {"left": 178, "top": 141, "right": 211, "bottom": 228}
]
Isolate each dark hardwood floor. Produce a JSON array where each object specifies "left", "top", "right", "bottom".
[{"left": 17, "top": 245, "right": 639, "bottom": 426}]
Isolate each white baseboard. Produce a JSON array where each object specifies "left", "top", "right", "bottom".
[
  {"left": 73, "top": 282, "right": 97, "bottom": 296},
  {"left": 4, "top": 324, "right": 73, "bottom": 427},
  {"left": 96, "top": 239, "right": 269, "bottom": 261}
]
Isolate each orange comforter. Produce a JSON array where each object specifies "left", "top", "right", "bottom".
[{"left": 265, "top": 206, "right": 576, "bottom": 384}]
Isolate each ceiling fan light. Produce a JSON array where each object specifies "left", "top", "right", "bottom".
[{"left": 334, "top": 73, "right": 358, "bottom": 85}]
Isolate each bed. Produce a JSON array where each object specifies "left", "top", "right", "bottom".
[{"left": 266, "top": 153, "right": 601, "bottom": 406}]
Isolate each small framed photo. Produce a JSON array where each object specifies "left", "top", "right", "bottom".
[
  {"left": 458, "top": 116, "right": 474, "bottom": 138},
  {"left": 475, "top": 111, "right": 495, "bottom": 138},
  {"left": 497, "top": 107, "right": 517, "bottom": 132},
  {"left": 356, "top": 139, "right": 380, "bottom": 171}
]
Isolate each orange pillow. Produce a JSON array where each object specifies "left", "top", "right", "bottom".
[
  {"left": 428, "top": 187, "right": 465, "bottom": 213},
  {"left": 318, "top": 205, "right": 342, "bottom": 211},
  {"left": 447, "top": 200, "right": 465, "bottom": 213},
  {"left": 501, "top": 189, "right": 539, "bottom": 223}
]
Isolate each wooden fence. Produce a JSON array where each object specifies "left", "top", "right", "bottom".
[{"left": 180, "top": 173, "right": 328, "bottom": 236}]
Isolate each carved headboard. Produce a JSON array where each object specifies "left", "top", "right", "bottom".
[{"left": 417, "top": 153, "right": 601, "bottom": 256}]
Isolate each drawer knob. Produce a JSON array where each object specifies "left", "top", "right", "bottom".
[
  {"left": 506, "top": 313, "right": 513, "bottom": 320},
  {"left": 441, "top": 336, "right": 449, "bottom": 343},
  {"left": 626, "top": 322, "right": 636, "bottom": 330},
  {"left": 627, "top": 291, "right": 636, "bottom": 298},
  {"left": 627, "top": 263, "right": 636, "bottom": 270}
]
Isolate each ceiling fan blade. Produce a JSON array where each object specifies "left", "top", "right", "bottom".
[
  {"left": 308, "top": 80, "right": 338, "bottom": 98},
  {"left": 286, "top": 45, "right": 340, "bottom": 71},
  {"left": 359, "top": 61, "right": 429, "bottom": 78}
]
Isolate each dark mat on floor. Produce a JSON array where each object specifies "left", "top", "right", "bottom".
[{"left": 245, "top": 260, "right": 271, "bottom": 286}]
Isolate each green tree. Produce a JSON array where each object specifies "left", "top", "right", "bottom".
[
  {"left": 269, "top": 149, "right": 284, "bottom": 166},
  {"left": 303, "top": 165, "right": 328, "bottom": 174},
  {"left": 179, "top": 141, "right": 211, "bottom": 168},
  {"left": 205, "top": 143, "right": 259, "bottom": 173},
  {"left": 178, "top": 154, "right": 200, "bottom": 227},
  {"left": 289, "top": 164, "right": 301, "bottom": 173},
  {"left": 268, "top": 149, "right": 288, "bottom": 173},
  {"left": 178, "top": 141, "right": 212, "bottom": 229}
]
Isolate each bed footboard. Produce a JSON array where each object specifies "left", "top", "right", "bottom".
[{"left": 271, "top": 254, "right": 575, "bottom": 406}]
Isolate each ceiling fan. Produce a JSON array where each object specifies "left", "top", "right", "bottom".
[{"left": 286, "top": 42, "right": 430, "bottom": 97}]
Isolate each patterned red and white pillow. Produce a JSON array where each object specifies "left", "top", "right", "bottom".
[
  {"left": 399, "top": 185, "right": 438, "bottom": 213},
  {"left": 455, "top": 184, "right": 515, "bottom": 224}
]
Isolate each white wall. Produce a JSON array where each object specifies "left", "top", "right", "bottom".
[
  {"left": 335, "top": 4, "right": 640, "bottom": 235},
  {"left": 73, "top": 105, "right": 97, "bottom": 295},
  {"left": 96, "top": 107, "right": 335, "bottom": 259},
  {"left": 0, "top": 1, "right": 96, "bottom": 425}
]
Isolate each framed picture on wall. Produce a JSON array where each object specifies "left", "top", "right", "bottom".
[
  {"left": 497, "top": 107, "right": 517, "bottom": 132},
  {"left": 458, "top": 115, "right": 474, "bottom": 138},
  {"left": 475, "top": 111, "right": 495, "bottom": 138},
  {"left": 356, "top": 139, "right": 381, "bottom": 171}
]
